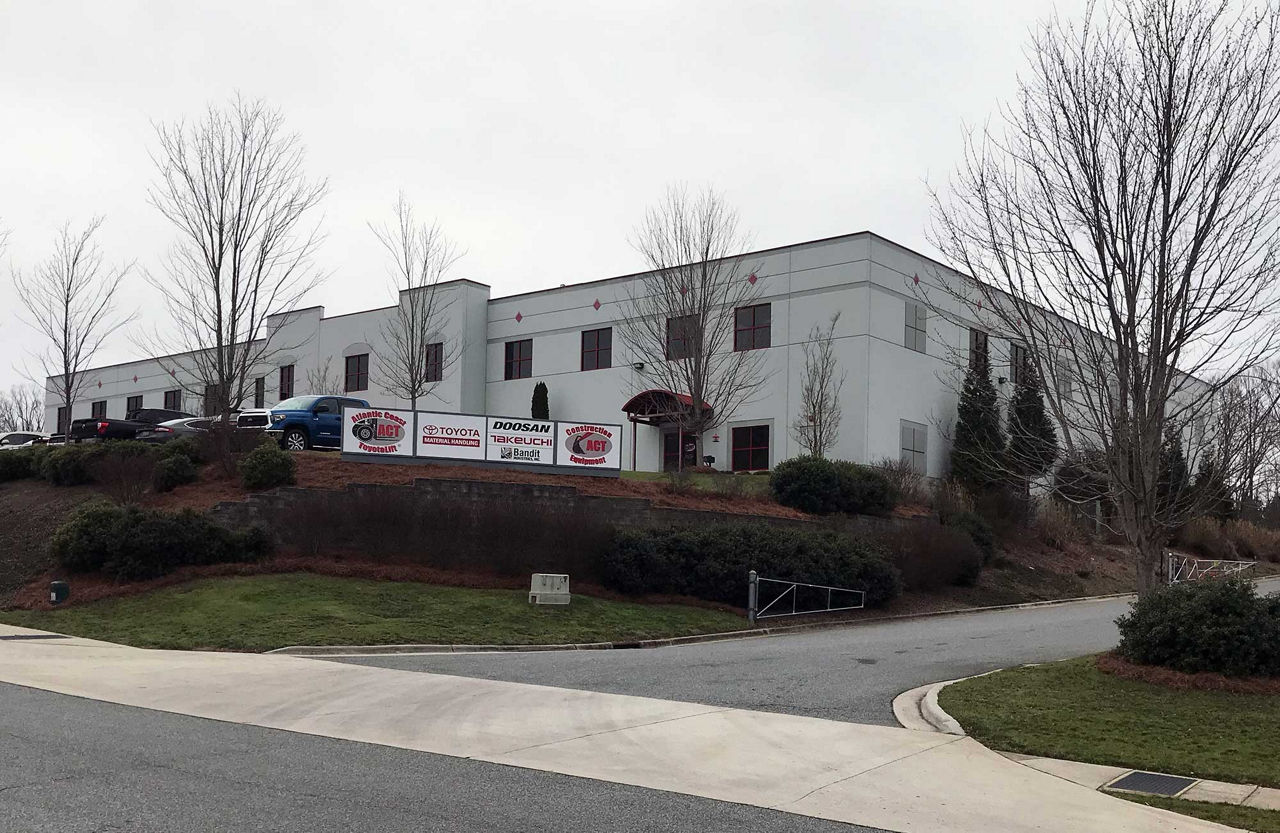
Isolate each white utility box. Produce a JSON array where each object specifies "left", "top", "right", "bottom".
[{"left": 529, "top": 573, "right": 571, "bottom": 605}]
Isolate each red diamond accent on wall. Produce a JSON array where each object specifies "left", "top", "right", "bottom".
[
  {"left": 514, "top": 312, "right": 523, "bottom": 323},
  {"left": 747, "top": 273, "right": 758, "bottom": 285},
  {"left": 680, "top": 285, "right": 688, "bottom": 296},
  {"left": 133, "top": 375, "right": 138, "bottom": 383},
  {"left": 913, "top": 273, "right": 920, "bottom": 285},
  {"left": 97, "top": 381, "right": 102, "bottom": 388},
  {"left": 592, "top": 299, "right": 601, "bottom": 311},
  {"left": 977, "top": 301, "right": 983, "bottom": 310},
  {"left": 170, "top": 369, "right": 176, "bottom": 376}
]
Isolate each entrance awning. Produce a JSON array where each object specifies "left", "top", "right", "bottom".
[{"left": 621, "top": 389, "right": 712, "bottom": 426}]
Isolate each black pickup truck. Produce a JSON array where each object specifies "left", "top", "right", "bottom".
[{"left": 68, "top": 408, "right": 194, "bottom": 443}]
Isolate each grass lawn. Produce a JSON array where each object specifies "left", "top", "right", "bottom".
[
  {"left": 621, "top": 469, "right": 773, "bottom": 495},
  {"left": 1111, "top": 792, "right": 1280, "bottom": 833},
  {"left": 0, "top": 573, "right": 748, "bottom": 652},
  {"left": 938, "top": 656, "right": 1280, "bottom": 788}
]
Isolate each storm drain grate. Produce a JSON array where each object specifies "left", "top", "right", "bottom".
[
  {"left": 0, "top": 634, "right": 70, "bottom": 641},
  {"left": 1108, "top": 771, "right": 1198, "bottom": 796}
]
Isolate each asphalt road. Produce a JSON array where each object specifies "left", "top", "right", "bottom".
[
  {"left": 0, "top": 681, "right": 888, "bottom": 833},
  {"left": 333, "top": 577, "right": 1280, "bottom": 727}
]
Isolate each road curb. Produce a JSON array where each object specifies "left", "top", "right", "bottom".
[{"left": 267, "top": 591, "right": 1142, "bottom": 656}]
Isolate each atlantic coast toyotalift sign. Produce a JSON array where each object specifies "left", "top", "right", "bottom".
[{"left": 342, "top": 407, "right": 622, "bottom": 471}]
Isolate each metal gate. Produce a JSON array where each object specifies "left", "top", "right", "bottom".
[
  {"left": 747, "top": 570, "right": 865, "bottom": 624},
  {"left": 1167, "top": 552, "right": 1256, "bottom": 585}
]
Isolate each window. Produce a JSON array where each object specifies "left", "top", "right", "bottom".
[
  {"left": 203, "top": 383, "right": 225, "bottom": 417},
  {"left": 344, "top": 354, "right": 369, "bottom": 392},
  {"left": 1054, "top": 353, "right": 1073, "bottom": 399},
  {"left": 426, "top": 342, "right": 444, "bottom": 383},
  {"left": 1010, "top": 343, "right": 1028, "bottom": 386},
  {"left": 905, "top": 303, "right": 927, "bottom": 353},
  {"left": 900, "top": 420, "right": 927, "bottom": 475},
  {"left": 666, "top": 314, "right": 697, "bottom": 360},
  {"left": 164, "top": 389, "right": 182, "bottom": 411},
  {"left": 91, "top": 400, "right": 107, "bottom": 419},
  {"left": 278, "top": 365, "right": 294, "bottom": 399},
  {"left": 734, "top": 304, "right": 771, "bottom": 351},
  {"left": 254, "top": 377, "right": 265, "bottom": 409},
  {"left": 504, "top": 339, "right": 533, "bottom": 380},
  {"left": 126, "top": 395, "right": 143, "bottom": 414},
  {"left": 732, "top": 425, "right": 770, "bottom": 472},
  {"left": 968, "top": 328, "right": 989, "bottom": 369},
  {"left": 56, "top": 406, "right": 68, "bottom": 434},
  {"left": 581, "top": 328, "right": 612, "bottom": 371}
]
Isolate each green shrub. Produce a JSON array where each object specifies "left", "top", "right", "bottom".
[
  {"left": 153, "top": 454, "right": 198, "bottom": 493},
  {"left": 0, "top": 448, "right": 39, "bottom": 481},
  {"left": 50, "top": 500, "right": 274, "bottom": 581},
  {"left": 239, "top": 438, "right": 297, "bottom": 490},
  {"left": 1116, "top": 578, "right": 1280, "bottom": 678},
  {"left": 603, "top": 522, "right": 901, "bottom": 608},
  {"left": 882, "top": 520, "right": 984, "bottom": 590},
  {"left": 770, "top": 456, "right": 841, "bottom": 514},
  {"left": 942, "top": 509, "right": 995, "bottom": 562},
  {"left": 40, "top": 443, "right": 107, "bottom": 486},
  {"left": 833, "top": 461, "right": 896, "bottom": 515},
  {"left": 159, "top": 436, "right": 207, "bottom": 465}
]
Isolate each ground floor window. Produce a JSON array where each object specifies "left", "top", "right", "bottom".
[
  {"left": 732, "top": 425, "right": 770, "bottom": 471},
  {"left": 900, "top": 419, "right": 927, "bottom": 474},
  {"left": 164, "top": 389, "right": 182, "bottom": 411},
  {"left": 56, "top": 406, "right": 68, "bottom": 434},
  {"left": 91, "top": 400, "right": 106, "bottom": 419},
  {"left": 126, "top": 395, "right": 142, "bottom": 414}
]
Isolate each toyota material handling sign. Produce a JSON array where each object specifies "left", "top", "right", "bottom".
[
  {"left": 485, "top": 417, "right": 555, "bottom": 465},
  {"left": 417, "top": 413, "right": 486, "bottom": 461},
  {"left": 341, "top": 407, "right": 413, "bottom": 456},
  {"left": 558, "top": 422, "right": 622, "bottom": 469}
]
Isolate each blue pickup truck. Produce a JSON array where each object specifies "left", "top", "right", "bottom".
[{"left": 264, "top": 395, "right": 370, "bottom": 451}]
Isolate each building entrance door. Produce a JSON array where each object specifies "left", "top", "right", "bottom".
[{"left": 662, "top": 430, "right": 698, "bottom": 472}]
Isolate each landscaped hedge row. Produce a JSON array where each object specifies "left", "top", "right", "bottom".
[
  {"left": 51, "top": 500, "right": 274, "bottom": 581},
  {"left": 770, "top": 456, "right": 896, "bottom": 516},
  {"left": 1117, "top": 578, "right": 1280, "bottom": 678},
  {"left": 602, "top": 522, "right": 902, "bottom": 608}
]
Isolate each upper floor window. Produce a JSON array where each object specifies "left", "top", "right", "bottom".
[
  {"left": 504, "top": 339, "right": 533, "bottom": 380},
  {"left": 254, "top": 377, "right": 266, "bottom": 409},
  {"left": 91, "top": 400, "right": 107, "bottom": 419},
  {"left": 905, "top": 303, "right": 927, "bottom": 353},
  {"left": 666, "top": 314, "right": 697, "bottom": 360},
  {"left": 279, "top": 364, "right": 295, "bottom": 399},
  {"left": 900, "top": 419, "right": 928, "bottom": 475},
  {"left": 345, "top": 354, "right": 369, "bottom": 392},
  {"left": 1010, "top": 343, "right": 1029, "bottom": 386},
  {"left": 164, "top": 389, "right": 182, "bottom": 411},
  {"left": 426, "top": 342, "right": 444, "bottom": 383},
  {"left": 126, "top": 395, "right": 143, "bottom": 414},
  {"left": 581, "top": 328, "right": 612, "bottom": 371},
  {"left": 968, "top": 328, "right": 989, "bottom": 369},
  {"left": 734, "top": 304, "right": 771, "bottom": 351}
]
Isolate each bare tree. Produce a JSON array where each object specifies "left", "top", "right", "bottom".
[
  {"left": 791, "top": 312, "right": 845, "bottom": 457},
  {"left": 370, "top": 193, "right": 461, "bottom": 410},
  {"left": 305, "top": 355, "right": 345, "bottom": 396},
  {"left": 13, "top": 219, "right": 133, "bottom": 429},
  {"left": 0, "top": 384, "right": 46, "bottom": 432},
  {"left": 929, "top": 0, "right": 1280, "bottom": 594},
  {"left": 617, "top": 186, "right": 764, "bottom": 468},
  {"left": 143, "top": 95, "right": 326, "bottom": 427},
  {"left": 1212, "top": 366, "right": 1280, "bottom": 517}
]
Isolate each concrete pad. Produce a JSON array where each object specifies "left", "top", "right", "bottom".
[
  {"left": 1022, "top": 756, "right": 1133, "bottom": 790},
  {"left": 1245, "top": 787, "right": 1280, "bottom": 811},
  {"left": 1182, "top": 780, "right": 1257, "bottom": 805}
]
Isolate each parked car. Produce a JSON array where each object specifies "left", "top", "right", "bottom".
[
  {"left": 264, "top": 395, "right": 370, "bottom": 451},
  {"left": 33, "top": 434, "right": 65, "bottom": 446},
  {"left": 69, "top": 407, "right": 196, "bottom": 443},
  {"left": 135, "top": 417, "right": 215, "bottom": 443},
  {"left": 233, "top": 409, "right": 271, "bottom": 430},
  {"left": 0, "top": 431, "right": 47, "bottom": 449}
]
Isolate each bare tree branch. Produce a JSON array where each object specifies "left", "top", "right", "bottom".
[
  {"left": 305, "top": 355, "right": 344, "bottom": 396},
  {"left": 791, "top": 312, "right": 845, "bottom": 457},
  {"left": 0, "top": 384, "right": 45, "bottom": 432}
]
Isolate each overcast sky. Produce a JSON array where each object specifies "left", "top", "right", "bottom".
[{"left": 0, "top": 0, "right": 1084, "bottom": 393}]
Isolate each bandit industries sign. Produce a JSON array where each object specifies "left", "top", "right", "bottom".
[
  {"left": 485, "top": 417, "right": 555, "bottom": 465},
  {"left": 341, "top": 408, "right": 413, "bottom": 456},
  {"left": 559, "top": 422, "right": 621, "bottom": 469},
  {"left": 416, "top": 413, "right": 486, "bottom": 461}
]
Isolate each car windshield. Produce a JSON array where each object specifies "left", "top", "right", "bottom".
[{"left": 273, "top": 396, "right": 320, "bottom": 411}]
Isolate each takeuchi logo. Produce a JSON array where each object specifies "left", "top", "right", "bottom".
[
  {"left": 563, "top": 424, "right": 614, "bottom": 465},
  {"left": 349, "top": 410, "right": 407, "bottom": 453}
]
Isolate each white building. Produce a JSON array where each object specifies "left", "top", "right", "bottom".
[{"left": 49, "top": 232, "right": 1022, "bottom": 475}]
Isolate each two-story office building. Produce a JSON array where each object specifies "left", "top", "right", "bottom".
[{"left": 48, "top": 231, "right": 1019, "bottom": 475}]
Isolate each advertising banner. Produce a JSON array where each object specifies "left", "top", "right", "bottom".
[
  {"left": 485, "top": 416, "right": 555, "bottom": 465},
  {"left": 341, "top": 407, "right": 414, "bottom": 456},
  {"left": 416, "top": 412, "right": 486, "bottom": 460},
  {"left": 556, "top": 421, "right": 623, "bottom": 470}
]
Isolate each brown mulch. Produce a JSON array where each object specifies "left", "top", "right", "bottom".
[
  {"left": 1096, "top": 651, "right": 1280, "bottom": 696},
  {"left": 144, "top": 452, "right": 806, "bottom": 519}
]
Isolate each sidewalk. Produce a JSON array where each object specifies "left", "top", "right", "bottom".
[{"left": 0, "top": 623, "right": 1239, "bottom": 832}]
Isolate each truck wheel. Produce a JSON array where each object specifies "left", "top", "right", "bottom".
[{"left": 283, "top": 428, "right": 309, "bottom": 451}]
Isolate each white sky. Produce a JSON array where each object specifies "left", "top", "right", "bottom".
[{"left": 0, "top": 0, "right": 1082, "bottom": 392}]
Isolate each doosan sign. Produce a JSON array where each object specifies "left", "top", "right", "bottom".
[{"left": 342, "top": 407, "right": 622, "bottom": 474}]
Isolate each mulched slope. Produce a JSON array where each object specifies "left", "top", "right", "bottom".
[
  {"left": 0, "top": 480, "right": 96, "bottom": 606},
  {"left": 1097, "top": 652, "right": 1280, "bottom": 696}
]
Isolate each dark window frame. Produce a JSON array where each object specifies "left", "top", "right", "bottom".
[
  {"left": 504, "top": 339, "right": 533, "bottom": 380},
  {"left": 580, "top": 327, "right": 613, "bottom": 371},
  {"left": 425, "top": 342, "right": 444, "bottom": 384},
  {"left": 56, "top": 406, "right": 69, "bottom": 434},
  {"left": 731, "top": 424, "right": 771, "bottom": 472},
  {"left": 254, "top": 377, "right": 266, "bottom": 409},
  {"left": 163, "top": 389, "right": 182, "bottom": 411},
  {"left": 733, "top": 303, "right": 771, "bottom": 352},
  {"left": 126, "top": 395, "right": 143, "bottom": 414},
  {"left": 1010, "top": 343, "right": 1029, "bottom": 386},
  {"left": 968, "top": 328, "right": 989, "bottom": 369},
  {"left": 900, "top": 420, "right": 927, "bottom": 475},
  {"left": 279, "top": 365, "right": 295, "bottom": 399},
  {"left": 905, "top": 302, "right": 927, "bottom": 353},
  {"left": 344, "top": 354, "right": 369, "bottom": 393},
  {"left": 666, "top": 314, "right": 698, "bottom": 361},
  {"left": 91, "top": 400, "right": 107, "bottom": 419}
]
